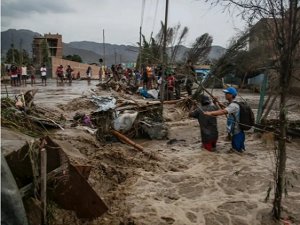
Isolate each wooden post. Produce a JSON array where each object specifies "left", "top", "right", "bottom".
[
  {"left": 160, "top": 0, "right": 169, "bottom": 103},
  {"left": 103, "top": 29, "right": 105, "bottom": 67},
  {"left": 256, "top": 73, "right": 268, "bottom": 125},
  {"left": 40, "top": 148, "right": 47, "bottom": 225},
  {"left": 139, "top": 26, "right": 142, "bottom": 71}
]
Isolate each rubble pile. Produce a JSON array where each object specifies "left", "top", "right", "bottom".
[
  {"left": 98, "top": 79, "right": 138, "bottom": 95},
  {"left": 1, "top": 90, "right": 65, "bottom": 137}
]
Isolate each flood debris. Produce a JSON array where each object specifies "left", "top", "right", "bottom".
[
  {"left": 1, "top": 91, "right": 65, "bottom": 136},
  {"left": 260, "top": 119, "right": 300, "bottom": 138},
  {"left": 140, "top": 117, "right": 168, "bottom": 140},
  {"left": 111, "top": 129, "right": 144, "bottom": 151},
  {"left": 98, "top": 79, "right": 138, "bottom": 95},
  {"left": 90, "top": 96, "right": 116, "bottom": 112},
  {"left": 113, "top": 110, "right": 138, "bottom": 132},
  {"left": 88, "top": 93, "right": 168, "bottom": 142},
  {"left": 4, "top": 136, "right": 108, "bottom": 224},
  {"left": 72, "top": 112, "right": 95, "bottom": 129}
]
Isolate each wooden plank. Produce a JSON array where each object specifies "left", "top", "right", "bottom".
[
  {"left": 111, "top": 129, "right": 144, "bottom": 151},
  {"left": 40, "top": 148, "right": 47, "bottom": 225},
  {"left": 52, "top": 165, "right": 108, "bottom": 218}
]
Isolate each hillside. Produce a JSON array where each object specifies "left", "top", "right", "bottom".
[
  {"left": 1, "top": 29, "right": 226, "bottom": 65},
  {"left": 1, "top": 29, "right": 41, "bottom": 54}
]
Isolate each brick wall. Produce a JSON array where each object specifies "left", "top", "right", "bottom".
[{"left": 51, "top": 57, "right": 101, "bottom": 79}]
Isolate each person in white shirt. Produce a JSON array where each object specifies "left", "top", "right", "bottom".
[
  {"left": 21, "top": 64, "right": 27, "bottom": 86},
  {"left": 40, "top": 64, "right": 47, "bottom": 86}
]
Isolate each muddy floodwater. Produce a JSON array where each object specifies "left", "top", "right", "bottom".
[
  {"left": 1, "top": 79, "right": 101, "bottom": 107},
  {"left": 1, "top": 79, "right": 300, "bottom": 225}
]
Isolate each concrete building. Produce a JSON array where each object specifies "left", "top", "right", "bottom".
[
  {"left": 248, "top": 17, "right": 300, "bottom": 94},
  {"left": 32, "top": 33, "right": 62, "bottom": 66}
]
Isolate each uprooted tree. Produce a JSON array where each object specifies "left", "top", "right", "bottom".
[
  {"left": 136, "top": 22, "right": 189, "bottom": 67},
  {"left": 136, "top": 21, "right": 213, "bottom": 67},
  {"left": 185, "top": 33, "right": 213, "bottom": 65},
  {"left": 206, "top": 0, "right": 300, "bottom": 220}
]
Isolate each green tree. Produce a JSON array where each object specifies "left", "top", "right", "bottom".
[
  {"left": 206, "top": 0, "right": 300, "bottom": 220},
  {"left": 136, "top": 22, "right": 189, "bottom": 68},
  {"left": 5, "top": 48, "right": 31, "bottom": 65},
  {"left": 63, "top": 54, "right": 83, "bottom": 63},
  {"left": 41, "top": 39, "right": 50, "bottom": 66},
  {"left": 185, "top": 33, "right": 213, "bottom": 64},
  {"left": 71, "top": 54, "right": 83, "bottom": 63},
  {"left": 5, "top": 48, "right": 20, "bottom": 64},
  {"left": 21, "top": 49, "right": 31, "bottom": 65}
]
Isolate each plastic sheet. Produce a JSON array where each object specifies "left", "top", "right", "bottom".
[
  {"left": 113, "top": 110, "right": 138, "bottom": 132},
  {"left": 90, "top": 96, "right": 116, "bottom": 112}
]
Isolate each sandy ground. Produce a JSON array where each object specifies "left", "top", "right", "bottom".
[{"left": 1, "top": 80, "right": 300, "bottom": 225}]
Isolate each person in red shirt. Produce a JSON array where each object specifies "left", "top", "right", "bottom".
[
  {"left": 167, "top": 72, "right": 176, "bottom": 100},
  {"left": 10, "top": 64, "right": 18, "bottom": 86},
  {"left": 66, "top": 65, "right": 73, "bottom": 84},
  {"left": 56, "top": 65, "right": 64, "bottom": 83}
]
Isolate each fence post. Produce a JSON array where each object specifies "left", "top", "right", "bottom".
[
  {"left": 256, "top": 73, "right": 268, "bottom": 125},
  {"left": 40, "top": 148, "right": 47, "bottom": 225}
]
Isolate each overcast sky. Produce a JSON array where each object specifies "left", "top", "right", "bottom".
[{"left": 1, "top": 0, "right": 246, "bottom": 48}]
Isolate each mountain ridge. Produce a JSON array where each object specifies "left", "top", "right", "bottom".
[{"left": 1, "top": 29, "right": 226, "bottom": 65}]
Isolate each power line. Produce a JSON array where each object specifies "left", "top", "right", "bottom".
[
  {"left": 140, "top": 0, "right": 146, "bottom": 28},
  {"left": 150, "top": 0, "right": 159, "bottom": 41},
  {"left": 139, "top": 0, "right": 146, "bottom": 71}
]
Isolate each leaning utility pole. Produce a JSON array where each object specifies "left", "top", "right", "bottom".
[
  {"left": 160, "top": 0, "right": 169, "bottom": 103},
  {"left": 103, "top": 29, "right": 106, "bottom": 66},
  {"left": 139, "top": 0, "right": 145, "bottom": 72},
  {"left": 139, "top": 26, "right": 142, "bottom": 71}
]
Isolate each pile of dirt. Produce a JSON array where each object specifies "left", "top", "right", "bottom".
[
  {"left": 48, "top": 128, "right": 161, "bottom": 224},
  {"left": 58, "top": 97, "right": 97, "bottom": 113},
  {"left": 2, "top": 84, "right": 300, "bottom": 225}
]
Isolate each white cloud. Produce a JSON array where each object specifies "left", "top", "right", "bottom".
[{"left": 1, "top": 0, "right": 246, "bottom": 47}]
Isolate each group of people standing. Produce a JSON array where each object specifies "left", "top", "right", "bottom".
[
  {"left": 7, "top": 63, "right": 49, "bottom": 86},
  {"left": 55, "top": 65, "right": 77, "bottom": 84}
]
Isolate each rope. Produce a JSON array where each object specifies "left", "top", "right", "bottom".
[
  {"left": 150, "top": 0, "right": 159, "bottom": 40},
  {"left": 194, "top": 105, "right": 285, "bottom": 139}
]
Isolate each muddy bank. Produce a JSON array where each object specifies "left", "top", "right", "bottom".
[
  {"left": 47, "top": 95, "right": 300, "bottom": 225},
  {"left": 1, "top": 81, "right": 300, "bottom": 225}
]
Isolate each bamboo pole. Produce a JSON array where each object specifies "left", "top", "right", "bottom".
[
  {"left": 163, "top": 99, "right": 182, "bottom": 104},
  {"left": 256, "top": 73, "right": 268, "bottom": 124},
  {"left": 111, "top": 129, "right": 144, "bottom": 151}
]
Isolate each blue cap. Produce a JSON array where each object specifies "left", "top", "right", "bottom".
[{"left": 223, "top": 87, "right": 237, "bottom": 96}]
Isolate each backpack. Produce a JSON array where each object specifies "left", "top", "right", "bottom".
[{"left": 235, "top": 101, "right": 255, "bottom": 131}]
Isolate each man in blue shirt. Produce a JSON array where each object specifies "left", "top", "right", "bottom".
[{"left": 204, "top": 87, "right": 245, "bottom": 152}]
